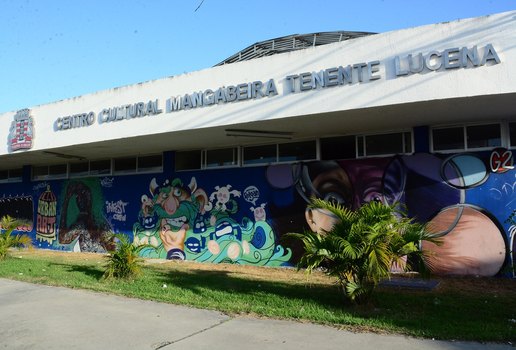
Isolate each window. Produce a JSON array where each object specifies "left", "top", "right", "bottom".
[
  {"left": 467, "top": 124, "right": 501, "bottom": 148},
  {"left": 0, "top": 168, "right": 23, "bottom": 183},
  {"left": 70, "top": 159, "right": 112, "bottom": 177},
  {"left": 69, "top": 162, "right": 89, "bottom": 177},
  {"left": 49, "top": 164, "right": 67, "bottom": 177},
  {"left": 432, "top": 127, "right": 464, "bottom": 151},
  {"left": 176, "top": 150, "right": 202, "bottom": 171},
  {"left": 138, "top": 154, "right": 163, "bottom": 172},
  {"left": 278, "top": 141, "right": 316, "bottom": 162},
  {"left": 357, "top": 131, "right": 412, "bottom": 157},
  {"left": 89, "top": 160, "right": 112, "bottom": 175},
  {"left": 509, "top": 122, "right": 516, "bottom": 148},
  {"left": 113, "top": 157, "right": 137, "bottom": 174},
  {"left": 320, "top": 136, "right": 356, "bottom": 160},
  {"left": 432, "top": 124, "right": 502, "bottom": 152},
  {"left": 177, "top": 148, "right": 239, "bottom": 170},
  {"left": 243, "top": 144, "right": 276, "bottom": 165},
  {"left": 33, "top": 164, "right": 68, "bottom": 180},
  {"left": 243, "top": 141, "right": 317, "bottom": 166},
  {"left": 206, "top": 148, "right": 237, "bottom": 168},
  {"left": 112, "top": 155, "right": 164, "bottom": 174}
]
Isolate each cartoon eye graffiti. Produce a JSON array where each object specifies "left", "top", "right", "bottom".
[
  {"left": 363, "top": 191, "right": 383, "bottom": 203},
  {"left": 173, "top": 188, "right": 182, "bottom": 197},
  {"left": 323, "top": 192, "right": 346, "bottom": 206}
]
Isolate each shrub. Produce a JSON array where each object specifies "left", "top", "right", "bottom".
[
  {"left": 0, "top": 215, "right": 33, "bottom": 260},
  {"left": 103, "top": 234, "right": 151, "bottom": 279},
  {"left": 289, "top": 199, "right": 436, "bottom": 304}
]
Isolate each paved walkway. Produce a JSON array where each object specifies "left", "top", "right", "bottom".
[{"left": 0, "top": 278, "right": 512, "bottom": 350}]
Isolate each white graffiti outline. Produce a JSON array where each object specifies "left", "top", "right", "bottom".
[{"left": 489, "top": 174, "right": 516, "bottom": 207}]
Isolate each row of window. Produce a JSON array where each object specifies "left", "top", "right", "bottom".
[
  {"left": 432, "top": 123, "right": 510, "bottom": 151},
  {"left": 175, "top": 122, "right": 516, "bottom": 170},
  {"left": 175, "top": 140, "right": 320, "bottom": 170},
  {"left": 176, "top": 131, "right": 414, "bottom": 170},
  {"left": 32, "top": 154, "right": 163, "bottom": 180},
  {"left": 0, "top": 168, "right": 23, "bottom": 183},
  {"left": 1, "top": 122, "right": 514, "bottom": 181}
]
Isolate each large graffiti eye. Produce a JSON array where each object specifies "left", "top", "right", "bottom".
[
  {"left": 173, "top": 188, "right": 182, "bottom": 197},
  {"left": 323, "top": 192, "right": 346, "bottom": 206}
]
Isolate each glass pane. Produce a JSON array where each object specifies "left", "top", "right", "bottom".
[
  {"left": 9, "top": 168, "right": 23, "bottom": 180},
  {"left": 243, "top": 144, "right": 277, "bottom": 165},
  {"left": 206, "top": 148, "right": 236, "bottom": 168},
  {"left": 90, "top": 160, "right": 111, "bottom": 175},
  {"left": 432, "top": 127, "right": 464, "bottom": 151},
  {"left": 320, "top": 136, "right": 356, "bottom": 160},
  {"left": 365, "top": 133, "right": 403, "bottom": 156},
  {"left": 510, "top": 122, "right": 516, "bottom": 148},
  {"left": 467, "top": 124, "right": 501, "bottom": 149},
  {"left": 33, "top": 166, "right": 48, "bottom": 178},
  {"left": 0, "top": 170, "right": 8, "bottom": 181},
  {"left": 138, "top": 155, "right": 162, "bottom": 172},
  {"left": 278, "top": 141, "right": 316, "bottom": 162},
  {"left": 114, "top": 157, "right": 137, "bottom": 173},
  {"left": 70, "top": 162, "right": 89, "bottom": 177},
  {"left": 49, "top": 164, "right": 67, "bottom": 177},
  {"left": 175, "top": 150, "right": 202, "bottom": 170}
]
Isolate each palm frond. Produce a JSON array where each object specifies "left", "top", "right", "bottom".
[
  {"left": 289, "top": 199, "right": 436, "bottom": 304},
  {"left": 0, "top": 215, "right": 33, "bottom": 260},
  {"left": 104, "top": 233, "right": 154, "bottom": 279}
]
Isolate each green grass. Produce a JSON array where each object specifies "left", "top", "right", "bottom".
[{"left": 0, "top": 251, "right": 514, "bottom": 342}]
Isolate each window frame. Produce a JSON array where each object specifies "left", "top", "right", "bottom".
[
  {"left": 32, "top": 164, "right": 69, "bottom": 181},
  {"left": 242, "top": 140, "right": 318, "bottom": 167},
  {"left": 137, "top": 154, "right": 164, "bottom": 173},
  {"left": 0, "top": 168, "right": 23, "bottom": 183},
  {"left": 431, "top": 122, "right": 504, "bottom": 153},
  {"left": 355, "top": 130, "right": 414, "bottom": 158},
  {"left": 204, "top": 147, "right": 240, "bottom": 169},
  {"left": 31, "top": 153, "right": 163, "bottom": 180}
]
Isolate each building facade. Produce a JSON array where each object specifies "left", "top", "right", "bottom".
[{"left": 1, "top": 12, "right": 515, "bottom": 276}]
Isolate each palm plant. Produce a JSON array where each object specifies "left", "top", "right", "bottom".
[
  {"left": 289, "top": 199, "right": 436, "bottom": 303},
  {"left": 103, "top": 233, "right": 152, "bottom": 279},
  {"left": 0, "top": 215, "right": 33, "bottom": 260}
]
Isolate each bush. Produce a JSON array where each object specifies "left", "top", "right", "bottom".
[
  {"left": 0, "top": 215, "right": 33, "bottom": 260},
  {"left": 103, "top": 234, "right": 151, "bottom": 279},
  {"left": 289, "top": 199, "right": 436, "bottom": 304}
]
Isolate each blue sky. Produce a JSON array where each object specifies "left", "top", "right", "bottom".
[{"left": 1, "top": 0, "right": 515, "bottom": 114}]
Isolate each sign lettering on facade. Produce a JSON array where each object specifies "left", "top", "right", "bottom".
[{"left": 53, "top": 44, "right": 501, "bottom": 131}]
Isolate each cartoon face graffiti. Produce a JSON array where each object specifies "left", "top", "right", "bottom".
[{"left": 150, "top": 177, "right": 208, "bottom": 259}]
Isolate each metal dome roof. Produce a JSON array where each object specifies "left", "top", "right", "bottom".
[{"left": 214, "top": 31, "right": 375, "bottom": 66}]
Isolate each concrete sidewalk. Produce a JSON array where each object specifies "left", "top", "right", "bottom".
[{"left": 0, "top": 278, "right": 512, "bottom": 350}]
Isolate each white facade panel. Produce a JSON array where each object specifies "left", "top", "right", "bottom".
[{"left": 1, "top": 11, "right": 515, "bottom": 156}]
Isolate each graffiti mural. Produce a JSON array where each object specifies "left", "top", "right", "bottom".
[
  {"left": 267, "top": 152, "right": 513, "bottom": 277},
  {"left": 133, "top": 177, "right": 292, "bottom": 266},
  {"left": 0, "top": 195, "right": 33, "bottom": 231},
  {"left": 57, "top": 178, "right": 113, "bottom": 253},
  {"left": 36, "top": 185, "right": 57, "bottom": 243},
  {"left": 0, "top": 147, "right": 513, "bottom": 276}
]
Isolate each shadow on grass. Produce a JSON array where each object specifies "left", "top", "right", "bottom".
[
  {"left": 47, "top": 262, "right": 105, "bottom": 280},
  {"left": 150, "top": 266, "right": 349, "bottom": 310},
  {"left": 144, "top": 266, "right": 516, "bottom": 342}
]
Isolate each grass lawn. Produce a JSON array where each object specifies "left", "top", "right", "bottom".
[{"left": 0, "top": 249, "right": 514, "bottom": 343}]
